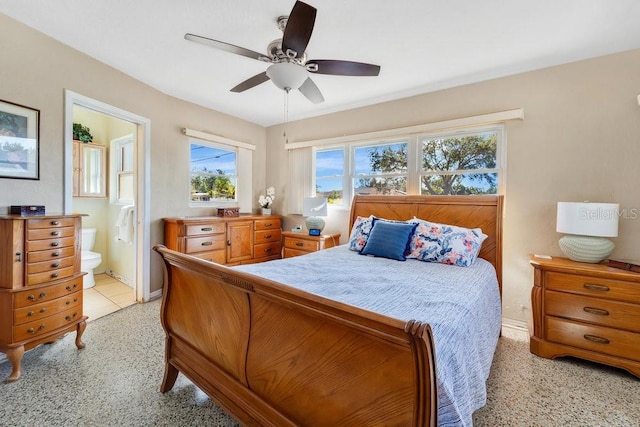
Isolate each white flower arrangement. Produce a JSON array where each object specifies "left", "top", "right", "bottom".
[{"left": 258, "top": 186, "right": 275, "bottom": 208}]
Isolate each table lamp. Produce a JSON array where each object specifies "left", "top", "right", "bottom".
[
  {"left": 556, "top": 201, "right": 619, "bottom": 263},
  {"left": 303, "top": 197, "right": 328, "bottom": 236}
]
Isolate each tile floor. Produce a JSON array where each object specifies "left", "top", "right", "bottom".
[{"left": 83, "top": 273, "right": 136, "bottom": 322}]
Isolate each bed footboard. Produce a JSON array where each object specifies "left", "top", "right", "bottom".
[{"left": 155, "top": 244, "right": 437, "bottom": 426}]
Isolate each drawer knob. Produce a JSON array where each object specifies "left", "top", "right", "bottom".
[
  {"left": 51, "top": 231, "right": 60, "bottom": 236},
  {"left": 584, "top": 334, "right": 610, "bottom": 345},
  {"left": 265, "top": 223, "right": 273, "bottom": 227},
  {"left": 201, "top": 241, "right": 213, "bottom": 246},
  {"left": 52, "top": 262, "right": 60, "bottom": 268},
  {"left": 16, "top": 252, "right": 22, "bottom": 262},
  {"left": 52, "top": 251, "right": 60, "bottom": 257},
  {"left": 39, "top": 292, "right": 46, "bottom": 298},
  {"left": 265, "top": 234, "right": 272, "bottom": 239},
  {"left": 27, "top": 295, "right": 36, "bottom": 301},
  {"left": 201, "top": 227, "right": 213, "bottom": 232},
  {"left": 51, "top": 221, "right": 59, "bottom": 226},
  {"left": 65, "top": 312, "right": 78, "bottom": 321},
  {"left": 27, "top": 311, "right": 34, "bottom": 317},
  {"left": 264, "top": 248, "right": 272, "bottom": 252},
  {"left": 583, "top": 283, "right": 609, "bottom": 292},
  {"left": 40, "top": 308, "right": 46, "bottom": 313},
  {"left": 295, "top": 242, "right": 304, "bottom": 247},
  {"left": 51, "top": 242, "right": 60, "bottom": 247},
  {"left": 65, "top": 284, "right": 78, "bottom": 291},
  {"left": 583, "top": 307, "right": 609, "bottom": 316},
  {"left": 51, "top": 272, "right": 59, "bottom": 278}
]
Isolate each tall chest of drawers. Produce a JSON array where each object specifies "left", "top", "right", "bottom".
[
  {"left": 164, "top": 214, "right": 282, "bottom": 266},
  {"left": 0, "top": 214, "right": 87, "bottom": 382},
  {"left": 530, "top": 256, "right": 640, "bottom": 378}
]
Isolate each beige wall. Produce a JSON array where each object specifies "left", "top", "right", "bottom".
[
  {"left": 0, "top": 14, "right": 267, "bottom": 295},
  {"left": 267, "top": 49, "right": 640, "bottom": 325}
]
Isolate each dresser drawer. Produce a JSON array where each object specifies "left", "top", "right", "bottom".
[
  {"left": 545, "top": 290, "right": 640, "bottom": 333},
  {"left": 27, "top": 217, "right": 76, "bottom": 229},
  {"left": 185, "top": 235, "right": 226, "bottom": 254},
  {"left": 190, "top": 250, "right": 226, "bottom": 264},
  {"left": 546, "top": 271, "right": 640, "bottom": 304},
  {"left": 284, "top": 237, "right": 318, "bottom": 252},
  {"left": 26, "top": 226, "right": 75, "bottom": 241},
  {"left": 26, "top": 247, "right": 75, "bottom": 263},
  {"left": 283, "top": 248, "right": 307, "bottom": 258},
  {"left": 255, "top": 228, "right": 281, "bottom": 244},
  {"left": 255, "top": 218, "right": 281, "bottom": 231},
  {"left": 26, "top": 236, "right": 75, "bottom": 252},
  {"left": 254, "top": 242, "right": 281, "bottom": 259},
  {"left": 545, "top": 316, "right": 640, "bottom": 361},
  {"left": 14, "top": 291, "right": 82, "bottom": 325},
  {"left": 27, "top": 256, "right": 75, "bottom": 275},
  {"left": 14, "top": 277, "right": 83, "bottom": 308},
  {"left": 185, "top": 223, "right": 225, "bottom": 236},
  {"left": 27, "top": 267, "right": 75, "bottom": 286},
  {"left": 13, "top": 306, "right": 82, "bottom": 342}
]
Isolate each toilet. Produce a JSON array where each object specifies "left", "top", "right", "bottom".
[{"left": 81, "top": 228, "right": 102, "bottom": 289}]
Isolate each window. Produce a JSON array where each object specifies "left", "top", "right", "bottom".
[
  {"left": 190, "top": 141, "right": 237, "bottom": 203},
  {"left": 315, "top": 148, "right": 345, "bottom": 205},
  {"left": 420, "top": 128, "right": 500, "bottom": 195},
  {"left": 312, "top": 125, "right": 502, "bottom": 207},
  {"left": 353, "top": 142, "right": 408, "bottom": 196},
  {"left": 113, "top": 136, "right": 134, "bottom": 204}
]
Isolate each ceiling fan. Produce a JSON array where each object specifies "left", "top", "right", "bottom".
[{"left": 184, "top": 0, "right": 381, "bottom": 104}]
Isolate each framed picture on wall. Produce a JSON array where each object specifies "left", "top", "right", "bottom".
[{"left": 0, "top": 99, "right": 39, "bottom": 180}]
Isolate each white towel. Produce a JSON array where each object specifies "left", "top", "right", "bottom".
[{"left": 115, "top": 205, "right": 135, "bottom": 243}]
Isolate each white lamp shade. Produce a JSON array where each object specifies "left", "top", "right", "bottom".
[
  {"left": 556, "top": 202, "right": 619, "bottom": 238},
  {"left": 266, "top": 62, "right": 308, "bottom": 91},
  {"left": 303, "top": 197, "right": 328, "bottom": 217}
]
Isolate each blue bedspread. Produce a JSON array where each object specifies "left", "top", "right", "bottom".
[{"left": 236, "top": 245, "right": 501, "bottom": 426}]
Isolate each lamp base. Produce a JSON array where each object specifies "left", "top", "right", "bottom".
[
  {"left": 305, "top": 216, "right": 325, "bottom": 235},
  {"left": 558, "top": 235, "right": 615, "bottom": 263}
]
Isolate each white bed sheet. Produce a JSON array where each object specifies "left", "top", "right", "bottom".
[{"left": 235, "top": 245, "right": 501, "bottom": 426}]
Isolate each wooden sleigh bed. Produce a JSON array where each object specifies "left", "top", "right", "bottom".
[{"left": 154, "top": 195, "right": 503, "bottom": 426}]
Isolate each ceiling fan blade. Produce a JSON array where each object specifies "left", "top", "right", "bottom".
[
  {"left": 282, "top": 1, "right": 316, "bottom": 58},
  {"left": 185, "top": 33, "right": 266, "bottom": 62},
  {"left": 308, "top": 59, "right": 381, "bottom": 76},
  {"left": 299, "top": 78, "right": 324, "bottom": 104},
  {"left": 231, "top": 72, "right": 270, "bottom": 93}
]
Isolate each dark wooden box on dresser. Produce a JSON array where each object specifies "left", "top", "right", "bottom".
[
  {"left": 0, "top": 214, "right": 87, "bottom": 382},
  {"left": 530, "top": 255, "right": 640, "bottom": 378},
  {"left": 163, "top": 214, "right": 282, "bottom": 265}
]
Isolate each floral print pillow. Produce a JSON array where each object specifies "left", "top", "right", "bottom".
[
  {"left": 348, "top": 215, "right": 374, "bottom": 251},
  {"left": 406, "top": 219, "right": 487, "bottom": 267}
]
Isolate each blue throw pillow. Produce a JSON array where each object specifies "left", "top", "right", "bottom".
[{"left": 359, "top": 219, "right": 418, "bottom": 261}]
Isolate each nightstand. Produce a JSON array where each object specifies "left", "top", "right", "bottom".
[
  {"left": 282, "top": 231, "right": 341, "bottom": 258},
  {"left": 530, "top": 255, "right": 640, "bottom": 378}
]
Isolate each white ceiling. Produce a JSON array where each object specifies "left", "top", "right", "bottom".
[{"left": 2, "top": 0, "right": 640, "bottom": 127}]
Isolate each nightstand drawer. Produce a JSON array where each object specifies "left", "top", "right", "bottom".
[
  {"left": 546, "top": 271, "right": 640, "bottom": 304},
  {"left": 283, "top": 248, "right": 307, "bottom": 258},
  {"left": 545, "top": 290, "right": 640, "bottom": 333},
  {"left": 545, "top": 317, "right": 640, "bottom": 360},
  {"left": 284, "top": 237, "right": 318, "bottom": 252}
]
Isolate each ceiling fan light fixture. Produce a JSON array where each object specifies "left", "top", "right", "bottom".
[{"left": 266, "top": 62, "right": 308, "bottom": 91}]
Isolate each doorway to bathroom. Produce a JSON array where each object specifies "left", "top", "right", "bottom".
[{"left": 63, "top": 90, "right": 151, "bottom": 320}]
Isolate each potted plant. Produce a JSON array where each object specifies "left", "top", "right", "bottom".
[
  {"left": 73, "top": 123, "right": 93, "bottom": 143},
  {"left": 258, "top": 187, "right": 275, "bottom": 215}
]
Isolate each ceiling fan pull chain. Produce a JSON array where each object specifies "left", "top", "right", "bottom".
[{"left": 283, "top": 88, "right": 289, "bottom": 143}]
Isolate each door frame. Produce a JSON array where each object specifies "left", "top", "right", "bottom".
[{"left": 63, "top": 90, "right": 151, "bottom": 302}]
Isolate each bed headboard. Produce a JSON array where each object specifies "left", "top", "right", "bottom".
[{"left": 349, "top": 195, "right": 504, "bottom": 291}]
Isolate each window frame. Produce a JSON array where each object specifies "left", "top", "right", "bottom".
[
  {"left": 112, "top": 135, "right": 135, "bottom": 205},
  {"left": 188, "top": 138, "right": 238, "bottom": 207},
  {"left": 312, "top": 124, "right": 504, "bottom": 209}
]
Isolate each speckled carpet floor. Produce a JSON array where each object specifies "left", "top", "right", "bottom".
[{"left": 1, "top": 299, "right": 638, "bottom": 426}]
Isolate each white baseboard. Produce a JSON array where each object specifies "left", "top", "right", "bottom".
[
  {"left": 502, "top": 317, "right": 528, "bottom": 333},
  {"left": 148, "top": 288, "right": 163, "bottom": 301}
]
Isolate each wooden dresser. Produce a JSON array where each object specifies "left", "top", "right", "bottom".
[
  {"left": 164, "top": 214, "right": 282, "bottom": 265},
  {"left": 0, "top": 214, "right": 87, "bottom": 382},
  {"left": 530, "top": 256, "right": 640, "bottom": 378},
  {"left": 282, "top": 231, "right": 341, "bottom": 258}
]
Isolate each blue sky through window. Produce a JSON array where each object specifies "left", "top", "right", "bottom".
[{"left": 190, "top": 143, "right": 236, "bottom": 175}]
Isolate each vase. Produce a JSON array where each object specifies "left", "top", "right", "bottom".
[{"left": 261, "top": 208, "right": 271, "bottom": 215}]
